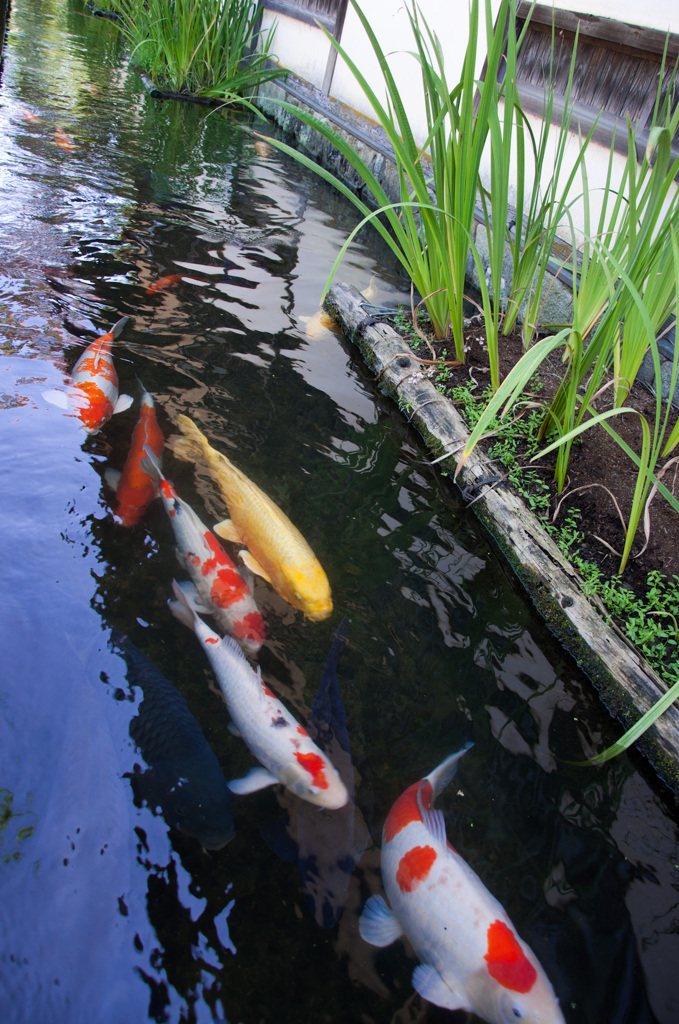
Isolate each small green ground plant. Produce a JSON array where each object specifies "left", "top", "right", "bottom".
[{"left": 109, "top": 0, "right": 281, "bottom": 103}]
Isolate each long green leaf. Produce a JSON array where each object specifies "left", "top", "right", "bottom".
[{"left": 578, "top": 676, "right": 679, "bottom": 764}]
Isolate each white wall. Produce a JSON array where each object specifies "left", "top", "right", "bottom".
[
  {"left": 260, "top": 11, "right": 333, "bottom": 89},
  {"left": 261, "top": 1, "right": 499, "bottom": 144},
  {"left": 551, "top": 0, "right": 676, "bottom": 34},
  {"left": 329, "top": 0, "right": 497, "bottom": 144}
]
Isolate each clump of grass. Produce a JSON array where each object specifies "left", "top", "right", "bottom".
[{"left": 109, "top": 0, "right": 282, "bottom": 103}]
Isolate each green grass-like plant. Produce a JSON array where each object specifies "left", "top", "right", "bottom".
[
  {"left": 109, "top": 0, "right": 281, "bottom": 103},
  {"left": 256, "top": 0, "right": 530, "bottom": 379}
]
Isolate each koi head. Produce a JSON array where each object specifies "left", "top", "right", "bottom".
[
  {"left": 283, "top": 751, "right": 348, "bottom": 809},
  {"left": 466, "top": 920, "right": 566, "bottom": 1024},
  {"left": 71, "top": 380, "right": 114, "bottom": 433},
  {"left": 288, "top": 564, "right": 333, "bottom": 621}
]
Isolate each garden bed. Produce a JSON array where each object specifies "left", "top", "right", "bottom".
[{"left": 325, "top": 281, "right": 679, "bottom": 794}]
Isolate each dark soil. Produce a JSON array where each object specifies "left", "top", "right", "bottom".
[{"left": 398, "top": 318, "right": 679, "bottom": 603}]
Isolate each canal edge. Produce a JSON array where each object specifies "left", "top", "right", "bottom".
[{"left": 325, "top": 281, "right": 679, "bottom": 795}]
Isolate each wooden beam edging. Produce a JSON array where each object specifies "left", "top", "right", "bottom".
[{"left": 324, "top": 282, "right": 679, "bottom": 794}]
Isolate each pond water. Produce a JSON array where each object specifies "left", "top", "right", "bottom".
[{"left": 1, "top": 3, "right": 678, "bottom": 1024}]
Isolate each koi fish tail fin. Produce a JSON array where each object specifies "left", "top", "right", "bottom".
[
  {"left": 110, "top": 315, "right": 130, "bottom": 339},
  {"left": 171, "top": 435, "right": 206, "bottom": 466},
  {"left": 426, "top": 742, "right": 474, "bottom": 801},
  {"left": 168, "top": 578, "right": 198, "bottom": 631},
  {"left": 176, "top": 414, "right": 214, "bottom": 459}
]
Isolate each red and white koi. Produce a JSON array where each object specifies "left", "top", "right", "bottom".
[
  {"left": 43, "top": 316, "right": 133, "bottom": 433},
  {"left": 359, "top": 747, "right": 565, "bottom": 1024},
  {"left": 169, "top": 580, "right": 348, "bottom": 810},
  {"left": 105, "top": 387, "right": 164, "bottom": 526},
  {"left": 141, "top": 450, "right": 265, "bottom": 656}
]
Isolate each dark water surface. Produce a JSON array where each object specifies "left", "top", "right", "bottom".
[{"left": 1, "top": 4, "right": 678, "bottom": 1023}]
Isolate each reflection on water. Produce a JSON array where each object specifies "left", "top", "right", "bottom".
[{"left": 0, "top": 2, "right": 678, "bottom": 1024}]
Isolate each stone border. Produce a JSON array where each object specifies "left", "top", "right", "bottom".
[{"left": 325, "top": 281, "right": 679, "bottom": 794}]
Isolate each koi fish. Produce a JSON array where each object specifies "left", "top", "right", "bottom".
[
  {"left": 113, "top": 631, "right": 234, "bottom": 851},
  {"left": 54, "top": 127, "right": 76, "bottom": 152},
  {"left": 105, "top": 386, "right": 164, "bottom": 526},
  {"left": 169, "top": 580, "right": 348, "bottom": 809},
  {"left": 359, "top": 747, "right": 565, "bottom": 1024},
  {"left": 172, "top": 414, "right": 332, "bottom": 622},
  {"left": 298, "top": 309, "right": 342, "bottom": 340},
  {"left": 141, "top": 450, "right": 265, "bottom": 656},
  {"left": 146, "top": 273, "right": 183, "bottom": 295},
  {"left": 43, "top": 317, "right": 133, "bottom": 433}
]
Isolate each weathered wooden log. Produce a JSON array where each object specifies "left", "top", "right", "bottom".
[{"left": 325, "top": 281, "right": 679, "bottom": 793}]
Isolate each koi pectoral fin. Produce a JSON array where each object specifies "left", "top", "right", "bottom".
[
  {"left": 213, "top": 518, "right": 242, "bottom": 544},
  {"left": 113, "top": 393, "right": 134, "bottom": 415},
  {"left": 104, "top": 468, "right": 121, "bottom": 492},
  {"left": 42, "top": 388, "right": 69, "bottom": 409},
  {"left": 228, "top": 766, "right": 279, "bottom": 795},
  {"left": 358, "top": 895, "right": 404, "bottom": 947},
  {"left": 238, "top": 549, "right": 272, "bottom": 584},
  {"left": 412, "top": 964, "right": 468, "bottom": 1012}
]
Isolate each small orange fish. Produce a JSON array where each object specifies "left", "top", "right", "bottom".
[
  {"left": 55, "top": 127, "right": 76, "bottom": 153},
  {"left": 21, "top": 109, "right": 40, "bottom": 124},
  {"left": 146, "top": 273, "right": 183, "bottom": 295},
  {"left": 106, "top": 387, "right": 164, "bottom": 526},
  {"left": 254, "top": 139, "right": 272, "bottom": 158}
]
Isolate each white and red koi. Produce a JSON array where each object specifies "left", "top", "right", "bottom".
[
  {"left": 43, "top": 316, "right": 133, "bottom": 433},
  {"left": 141, "top": 450, "right": 265, "bottom": 656},
  {"left": 359, "top": 747, "right": 565, "bottom": 1024},
  {"left": 105, "top": 387, "right": 164, "bottom": 526},
  {"left": 169, "top": 580, "right": 348, "bottom": 810}
]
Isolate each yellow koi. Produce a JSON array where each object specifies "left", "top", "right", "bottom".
[{"left": 172, "top": 414, "right": 332, "bottom": 622}]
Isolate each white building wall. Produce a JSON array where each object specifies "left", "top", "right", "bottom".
[
  {"left": 261, "top": 13, "right": 333, "bottom": 89},
  {"left": 328, "top": 0, "right": 495, "bottom": 144},
  {"left": 261, "top": 1, "right": 498, "bottom": 142},
  {"left": 550, "top": 0, "right": 676, "bottom": 33}
]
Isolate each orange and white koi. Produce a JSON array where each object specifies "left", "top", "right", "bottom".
[
  {"left": 43, "top": 317, "right": 133, "bottom": 433},
  {"left": 146, "top": 273, "right": 183, "bottom": 295},
  {"left": 54, "top": 127, "right": 76, "bottom": 152},
  {"left": 141, "top": 451, "right": 265, "bottom": 656},
  {"left": 359, "top": 747, "right": 565, "bottom": 1024},
  {"left": 172, "top": 414, "right": 332, "bottom": 622},
  {"left": 105, "top": 387, "right": 164, "bottom": 526},
  {"left": 169, "top": 580, "right": 348, "bottom": 809}
]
